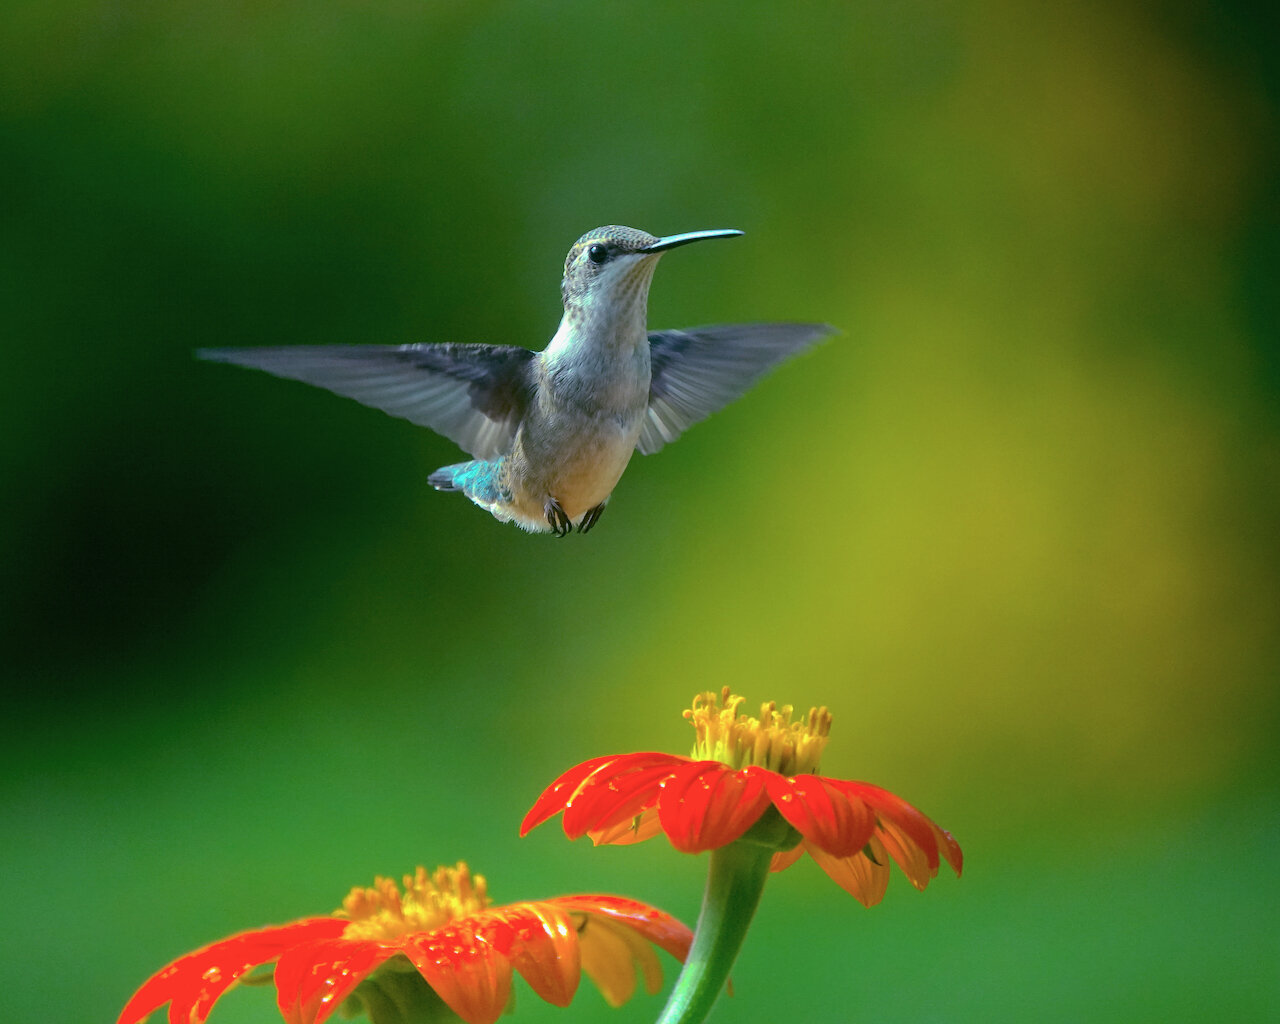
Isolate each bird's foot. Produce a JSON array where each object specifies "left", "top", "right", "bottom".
[
  {"left": 578, "top": 502, "right": 606, "bottom": 534},
  {"left": 545, "top": 499, "right": 572, "bottom": 538}
]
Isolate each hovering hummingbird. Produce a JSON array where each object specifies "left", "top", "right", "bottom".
[{"left": 200, "top": 226, "right": 833, "bottom": 535}]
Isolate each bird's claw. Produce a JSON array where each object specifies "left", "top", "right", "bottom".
[
  {"left": 578, "top": 503, "right": 605, "bottom": 534},
  {"left": 545, "top": 499, "right": 572, "bottom": 537}
]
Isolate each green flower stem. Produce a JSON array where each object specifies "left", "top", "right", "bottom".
[
  {"left": 656, "top": 812, "right": 796, "bottom": 1024},
  {"left": 352, "top": 966, "right": 468, "bottom": 1024}
]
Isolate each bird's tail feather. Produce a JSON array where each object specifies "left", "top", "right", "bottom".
[
  {"left": 427, "top": 466, "right": 463, "bottom": 491},
  {"left": 429, "top": 459, "right": 507, "bottom": 505}
]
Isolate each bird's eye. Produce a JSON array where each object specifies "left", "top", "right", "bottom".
[{"left": 587, "top": 243, "right": 608, "bottom": 265}]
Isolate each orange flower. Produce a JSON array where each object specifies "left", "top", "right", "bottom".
[
  {"left": 521, "top": 689, "right": 962, "bottom": 907},
  {"left": 118, "top": 863, "right": 691, "bottom": 1024}
]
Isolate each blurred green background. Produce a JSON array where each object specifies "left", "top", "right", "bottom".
[{"left": 3, "top": 1, "right": 1277, "bottom": 1021}]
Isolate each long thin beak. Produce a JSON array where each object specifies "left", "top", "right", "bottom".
[{"left": 638, "top": 228, "right": 743, "bottom": 253}]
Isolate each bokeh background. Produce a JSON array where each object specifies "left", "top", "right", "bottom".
[{"left": 4, "top": 1, "right": 1277, "bottom": 1021}]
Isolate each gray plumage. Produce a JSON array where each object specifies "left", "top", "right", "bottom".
[{"left": 200, "top": 226, "right": 833, "bottom": 535}]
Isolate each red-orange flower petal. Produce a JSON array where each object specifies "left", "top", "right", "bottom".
[
  {"left": 577, "top": 914, "right": 660, "bottom": 1005},
  {"left": 275, "top": 938, "right": 394, "bottom": 1024},
  {"left": 655, "top": 762, "right": 772, "bottom": 852},
  {"left": 521, "top": 690, "right": 961, "bottom": 908},
  {"left": 522, "top": 753, "right": 962, "bottom": 892},
  {"left": 549, "top": 895, "right": 694, "bottom": 965},
  {"left": 399, "top": 924, "right": 513, "bottom": 1024},
  {"left": 117, "top": 918, "right": 346, "bottom": 1024},
  {"left": 877, "top": 816, "right": 936, "bottom": 890},
  {"left": 938, "top": 828, "right": 963, "bottom": 876},
  {"left": 856, "top": 782, "right": 942, "bottom": 872},
  {"left": 558, "top": 753, "right": 687, "bottom": 841},
  {"left": 519, "top": 754, "right": 621, "bottom": 836},
  {"left": 763, "top": 772, "right": 875, "bottom": 857},
  {"left": 808, "top": 837, "right": 893, "bottom": 908},
  {"left": 587, "top": 806, "right": 665, "bottom": 846},
  {"left": 483, "top": 902, "right": 580, "bottom": 1008},
  {"left": 120, "top": 871, "right": 689, "bottom": 1024}
]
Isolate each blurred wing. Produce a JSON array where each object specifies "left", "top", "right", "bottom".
[
  {"left": 197, "top": 344, "right": 537, "bottom": 460},
  {"left": 638, "top": 322, "right": 836, "bottom": 454}
]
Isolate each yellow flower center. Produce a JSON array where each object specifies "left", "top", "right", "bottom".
[
  {"left": 339, "top": 862, "right": 489, "bottom": 942},
  {"left": 685, "top": 686, "right": 831, "bottom": 775}
]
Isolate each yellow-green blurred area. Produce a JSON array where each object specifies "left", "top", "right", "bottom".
[{"left": 3, "top": 1, "right": 1277, "bottom": 1021}]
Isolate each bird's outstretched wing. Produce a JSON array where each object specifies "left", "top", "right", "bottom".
[
  {"left": 198, "top": 344, "right": 537, "bottom": 460},
  {"left": 638, "top": 322, "right": 836, "bottom": 454}
]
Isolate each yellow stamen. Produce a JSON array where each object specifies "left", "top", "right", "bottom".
[
  {"left": 684, "top": 686, "right": 831, "bottom": 775},
  {"left": 339, "top": 862, "right": 489, "bottom": 942}
]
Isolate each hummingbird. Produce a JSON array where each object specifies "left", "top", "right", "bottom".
[{"left": 199, "top": 225, "right": 833, "bottom": 536}]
